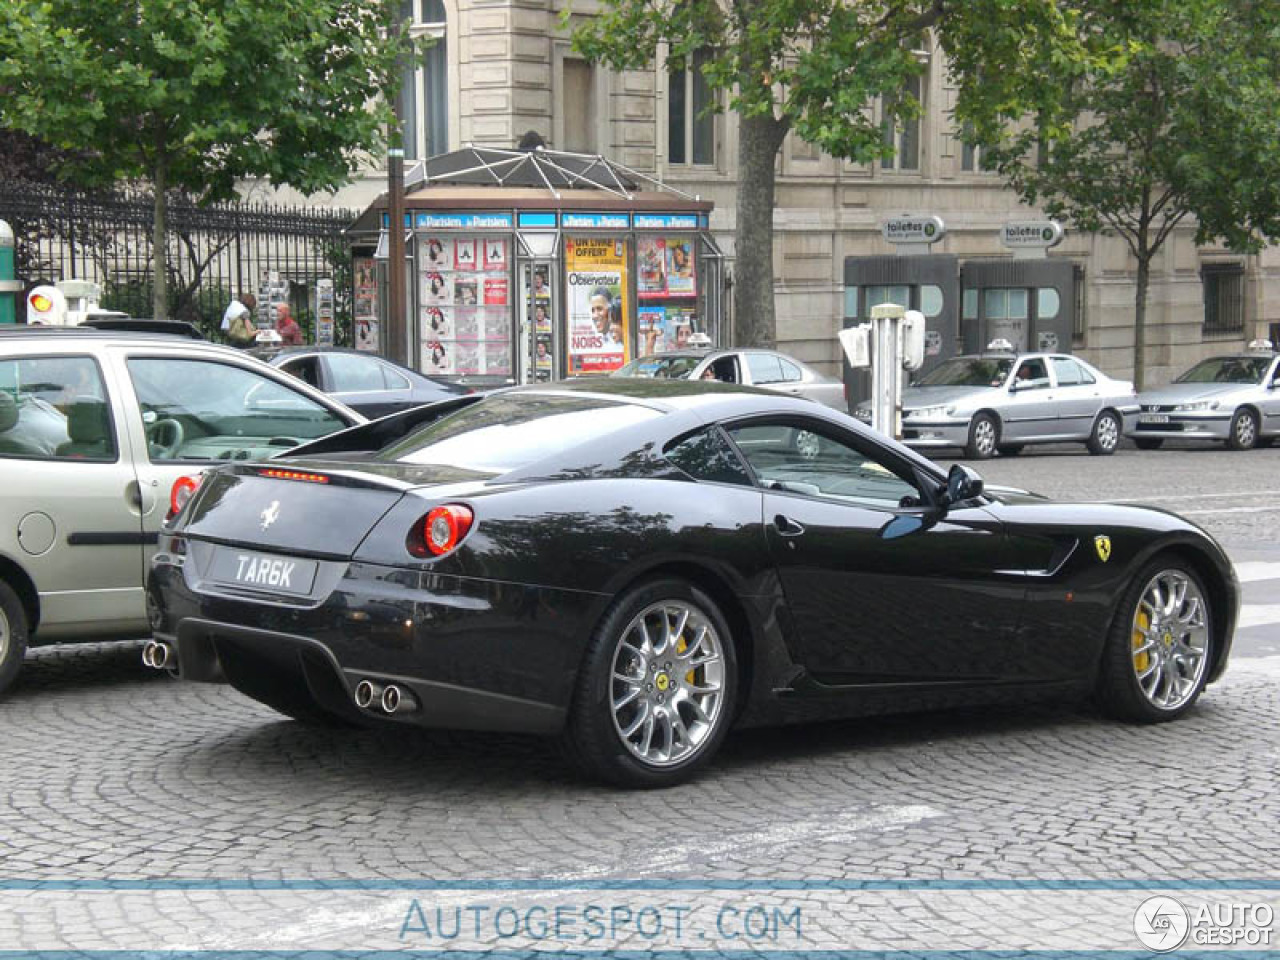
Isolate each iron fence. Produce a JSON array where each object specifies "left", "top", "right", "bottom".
[{"left": 0, "top": 181, "right": 358, "bottom": 343}]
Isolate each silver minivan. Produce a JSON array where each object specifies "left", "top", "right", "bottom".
[{"left": 0, "top": 328, "right": 362, "bottom": 694}]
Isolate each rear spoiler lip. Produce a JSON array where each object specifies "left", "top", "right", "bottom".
[{"left": 280, "top": 394, "right": 486, "bottom": 458}]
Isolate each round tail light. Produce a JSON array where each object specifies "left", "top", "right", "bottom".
[{"left": 409, "top": 504, "right": 475, "bottom": 557}]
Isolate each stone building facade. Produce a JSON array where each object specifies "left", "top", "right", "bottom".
[{"left": 294, "top": 0, "right": 1280, "bottom": 386}]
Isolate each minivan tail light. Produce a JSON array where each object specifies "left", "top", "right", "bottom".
[
  {"left": 408, "top": 504, "right": 475, "bottom": 558},
  {"left": 168, "top": 474, "right": 203, "bottom": 520}
]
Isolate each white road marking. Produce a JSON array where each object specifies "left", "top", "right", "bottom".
[
  {"left": 1239, "top": 605, "right": 1280, "bottom": 630},
  {"left": 1234, "top": 561, "right": 1280, "bottom": 584}
]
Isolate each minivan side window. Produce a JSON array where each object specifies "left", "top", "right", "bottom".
[{"left": 0, "top": 356, "right": 117, "bottom": 461}]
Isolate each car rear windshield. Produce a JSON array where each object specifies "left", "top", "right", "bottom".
[
  {"left": 375, "top": 393, "right": 661, "bottom": 474},
  {"left": 613, "top": 355, "right": 703, "bottom": 379},
  {"left": 1175, "top": 357, "right": 1270, "bottom": 384},
  {"left": 916, "top": 357, "right": 1013, "bottom": 387}
]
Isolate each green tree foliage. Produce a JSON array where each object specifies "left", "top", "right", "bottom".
[
  {"left": 0, "top": 0, "right": 409, "bottom": 319},
  {"left": 960, "top": 0, "right": 1280, "bottom": 387},
  {"left": 567, "top": 0, "right": 1102, "bottom": 348}
]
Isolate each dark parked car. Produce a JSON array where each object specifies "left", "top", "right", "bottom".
[
  {"left": 148, "top": 380, "right": 1238, "bottom": 787},
  {"left": 268, "top": 348, "right": 471, "bottom": 419}
]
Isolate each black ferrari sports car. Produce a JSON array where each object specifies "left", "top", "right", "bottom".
[{"left": 147, "top": 380, "right": 1239, "bottom": 787}]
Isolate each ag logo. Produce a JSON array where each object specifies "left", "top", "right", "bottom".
[
  {"left": 1133, "top": 895, "right": 1189, "bottom": 952},
  {"left": 924, "top": 222, "right": 937, "bottom": 238},
  {"left": 1094, "top": 534, "right": 1112, "bottom": 563},
  {"left": 260, "top": 500, "right": 281, "bottom": 531}
]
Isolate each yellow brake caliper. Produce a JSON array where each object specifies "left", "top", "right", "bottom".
[
  {"left": 1133, "top": 607, "right": 1151, "bottom": 672},
  {"left": 678, "top": 633, "right": 696, "bottom": 685}
]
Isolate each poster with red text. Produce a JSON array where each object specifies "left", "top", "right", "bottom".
[{"left": 565, "top": 236, "right": 629, "bottom": 375}]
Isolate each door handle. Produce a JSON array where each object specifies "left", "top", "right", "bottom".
[
  {"left": 126, "top": 480, "right": 143, "bottom": 509},
  {"left": 774, "top": 514, "right": 805, "bottom": 537}
]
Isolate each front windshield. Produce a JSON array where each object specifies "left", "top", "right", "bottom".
[
  {"left": 377, "top": 393, "right": 660, "bottom": 475},
  {"left": 612, "top": 355, "right": 704, "bottom": 379},
  {"left": 1175, "top": 357, "right": 1271, "bottom": 385},
  {"left": 916, "top": 357, "right": 1013, "bottom": 388}
]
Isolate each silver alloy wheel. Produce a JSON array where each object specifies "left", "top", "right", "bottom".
[
  {"left": 1095, "top": 412, "right": 1119, "bottom": 451},
  {"left": 610, "top": 600, "right": 726, "bottom": 767},
  {"left": 1130, "top": 569, "right": 1210, "bottom": 711},
  {"left": 1234, "top": 410, "right": 1257, "bottom": 447},
  {"left": 795, "top": 430, "right": 821, "bottom": 460},
  {"left": 971, "top": 417, "right": 996, "bottom": 457}
]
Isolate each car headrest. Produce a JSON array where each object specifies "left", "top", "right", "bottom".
[
  {"left": 66, "top": 397, "right": 109, "bottom": 443},
  {"left": 0, "top": 391, "right": 17, "bottom": 433}
]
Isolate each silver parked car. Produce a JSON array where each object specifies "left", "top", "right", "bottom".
[
  {"left": 857, "top": 345, "right": 1137, "bottom": 459},
  {"left": 0, "top": 328, "right": 363, "bottom": 694},
  {"left": 611, "top": 348, "right": 847, "bottom": 411},
  {"left": 1126, "top": 341, "right": 1280, "bottom": 450}
]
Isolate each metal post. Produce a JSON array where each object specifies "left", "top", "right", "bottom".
[
  {"left": 387, "top": 146, "right": 408, "bottom": 366},
  {"left": 869, "top": 302, "right": 906, "bottom": 440},
  {"left": 0, "top": 221, "right": 18, "bottom": 324}
]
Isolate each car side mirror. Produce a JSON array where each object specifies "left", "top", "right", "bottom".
[{"left": 941, "top": 463, "right": 984, "bottom": 509}]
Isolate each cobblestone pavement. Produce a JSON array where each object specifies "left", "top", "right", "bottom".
[{"left": 1, "top": 447, "right": 1277, "bottom": 907}]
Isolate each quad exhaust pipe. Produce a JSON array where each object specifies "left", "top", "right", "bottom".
[
  {"left": 142, "top": 640, "right": 175, "bottom": 671},
  {"left": 353, "top": 679, "right": 419, "bottom": 716}
]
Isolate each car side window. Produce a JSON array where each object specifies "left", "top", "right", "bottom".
[
  {"left": 778, "top": 358, "right": 803, "bottom": 383},
  {"left": 726, "top": 421, "right": 920, "bottom": 509},
  {"left": 280, "top": 356, "right": 321, "bottom": 387},
  {"left": 1013, "top": 358, "right": 1051, "bottom": 390},
  {"left": 325, "top": 353, "right": 388, "bottom": 393},
  {"left": 664, "top": 427, "right": 753, "bottom": 486},
  {"left": 0, "top": 356, "right": 117, "bottom": 461},
  {"left": 126, "top": 358, "right": 347, "bottom": 462},
  {"left": 381, "top": 364, "right": 412, "bottom": 391},
  {"left": 1050, "top": 357, "right": 1081, "bottom": 386},
  {"left": 746, "top": 353, "right": 785, "bottom": 385}
]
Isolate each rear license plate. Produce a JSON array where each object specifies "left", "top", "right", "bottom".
[
  {"left": 208, "top": 548, "right": 318, "bottom": 596},
  {"left": 1139, "top": 414, "right": 1169, "bottom": 424}
]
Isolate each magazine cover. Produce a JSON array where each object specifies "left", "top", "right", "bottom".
[
  {"left": 532, "top": 301, "right": 552, "bottom": 334},
  {"left": 637, "top": 237, "right": 667, "bottom": 298},
  {"left": 638, "top": 305, "right": 666, "bottom": 355},
  {"left": 483, "top": 238, "right": 508, "bottom": 270},
  {"left": 422, "top": 270, "right": 451, "bottom": 305},
  {"left": 454, "top": 238, "right": 477, "bottom": 271},
  {"left": 453, "top": 307, "right": 480, "bottom": 341},
  {"left": 424, "top": 306, "right": 452, "bottom": 340},
  {"left": 565, "top": 235, "right": 629, "bottom": 374},
  {"left": 665, "top": 237, "right": 696, "bottom": 296},
  {"left": 423, "top": 339, "right": 451, "bottom": 375},
  {"left": 453, "top": 277, "right": 478, "bottom": 306},
  {"left": 422, "top": 236, "right": 449, "bottom": 269},
  {"left": 483, "top": 276, "right": 508, "bottom": 306},
  {"left": 454, "top": 342, "right": 483, "bottom": 375},
  {"left": 484, "top": 339, "right": 512, "bottom": 375}
]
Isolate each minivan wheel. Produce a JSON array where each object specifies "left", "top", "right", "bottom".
[{"left": 0, "top": 580, "right": 30, "bottom": 697}]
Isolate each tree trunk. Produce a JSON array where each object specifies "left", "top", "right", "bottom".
[
  {"left": 152, "top": 155, "right": 169, "bottom": 321},
  {"left": 1133, "top": 254, "right": 1150, "bottom": 390},
  {"left": 733, "top": 112, "right": 789, "bottom": 348}
]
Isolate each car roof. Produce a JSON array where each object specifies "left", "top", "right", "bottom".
[
  {"left": 508, "top": 376, "right": 805, "bottom": 415},
  {"left": 0, "top": 326, "right": 232, "bottom": 349}
]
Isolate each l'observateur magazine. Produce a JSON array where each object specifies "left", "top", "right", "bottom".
[{"left": 566, "top": 237, "right": 629, "bottom": 375}]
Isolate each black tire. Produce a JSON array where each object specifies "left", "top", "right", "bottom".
[
  {"left": 1134, "top": 438, "right": 1164, "bottom": 450},
  {"left": 1096, "top": 558, "right": 1213, "bottom": 723},
  {"left": 964, "top": 413, "right": 999, "bottom": 460},
  {"left": 0, "top": 579, "right": 30, "bottom": 697},
  {"left": 561, "top": 578, "right": 737, "bottom": 788},
  {"left": 1226, "top": 408, "right": 1259, "bottom": 451},
  {"left": 996, "top": 444, "right": 1024, "bottom": 457},
  {"left": 1086, "top": 409, "right": 1122, "bottom": 456}
]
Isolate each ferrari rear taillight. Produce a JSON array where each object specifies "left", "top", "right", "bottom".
[
  {"left": 258, "top": 467, "right": 330, "bottom": 484},
  {"left": 408, "top": 504, "right": 475, "bottom": 558},
  {"left": 168, "top": 473, "right": 203, "bottom": 520}
]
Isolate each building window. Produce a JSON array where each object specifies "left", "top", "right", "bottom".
[
  {"left": 1202, "top": 263, "right": 1245, "bottom": 336},
  {"left": 880, "top": 73, "right": 922, "bottom": 171},
  {"left": 668, "top": 48, "right": 715, "bottom": 165},
  {"left": 401, "top": 0, "right": 448, "bottom": 161},
  {"left": 560, "top": 58, "right": 596, "bottom": 154}
]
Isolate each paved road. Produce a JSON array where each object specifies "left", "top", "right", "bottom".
[{"left": 2, "top": 446, "right": 1277, "bottom": 950}]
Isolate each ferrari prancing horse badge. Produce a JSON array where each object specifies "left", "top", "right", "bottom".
[{"left": 1094, "top": 535, "right": 1111, "bottom": 563}]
